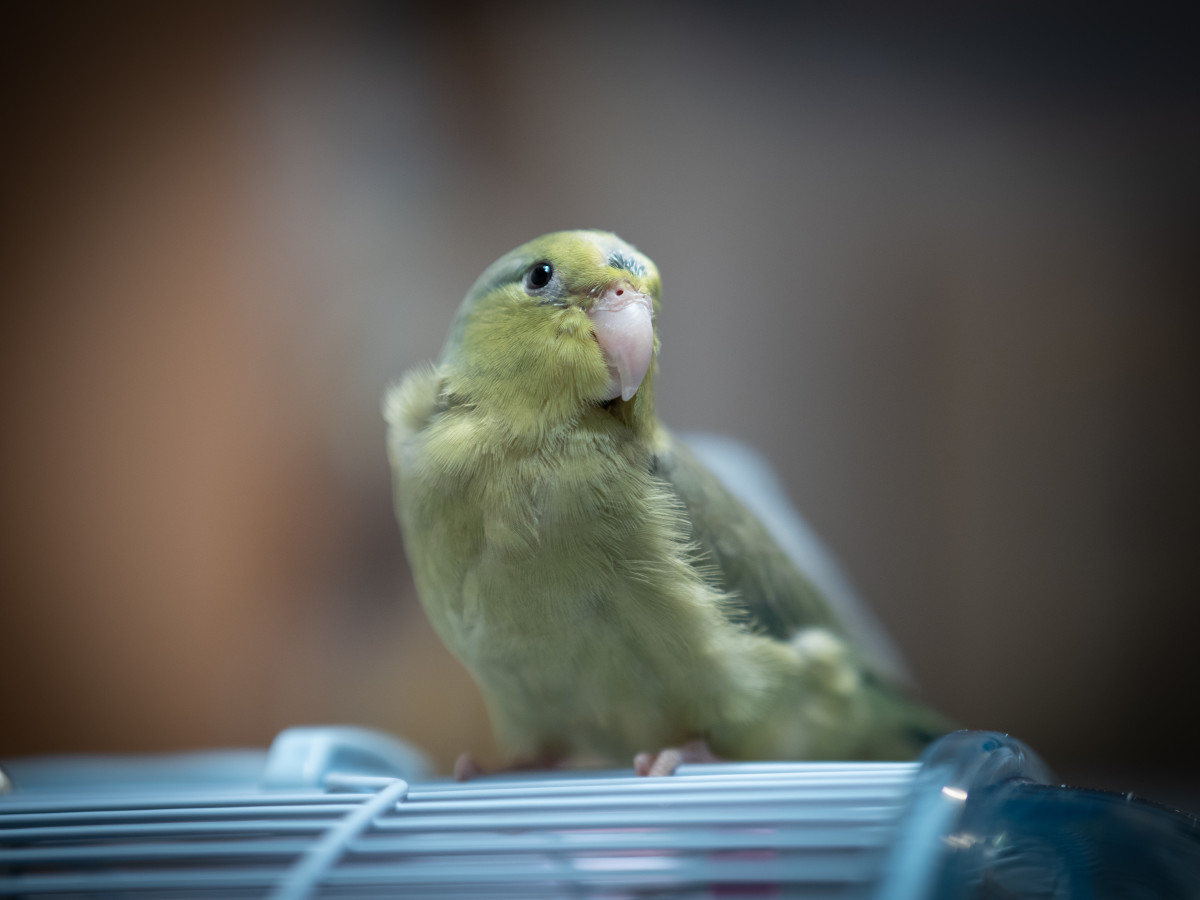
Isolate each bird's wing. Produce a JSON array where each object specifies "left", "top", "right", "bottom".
[{"left": 654, "top": 431, "right": 911, "bottom": 685}]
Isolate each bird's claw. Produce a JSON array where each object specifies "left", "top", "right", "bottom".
[
  {"left": 453, "top": 751, "right": 564, "bottom": 782},
  {"left": 633, "top": 739, "right": 720, "bottom": 776},
  {"left": 453, "top": 753, "right": 485, "bottom": 782}
]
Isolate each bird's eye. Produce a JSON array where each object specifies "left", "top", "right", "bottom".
[{"left": 525, "top": 262, "right": 553, "bottom": 291}]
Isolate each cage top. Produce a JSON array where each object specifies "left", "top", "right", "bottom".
[{"left": 2, "top": 728, "right": 1198, "bottom": 899}]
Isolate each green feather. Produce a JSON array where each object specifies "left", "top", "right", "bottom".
[{"left": 651, "top": 438, "right": 838, "bottom": 640}]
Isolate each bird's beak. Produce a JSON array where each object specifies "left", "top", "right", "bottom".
[{"left": 587, "top": 284, "right": 654, "bottom": 402}]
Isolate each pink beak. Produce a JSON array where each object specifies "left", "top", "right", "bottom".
[{"left": 587, "top": 286, "right": 654, "bottom": 402}]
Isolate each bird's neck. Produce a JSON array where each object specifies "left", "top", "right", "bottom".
[{"left": 445, "top": 367, "right": 660, "bottom": 447}]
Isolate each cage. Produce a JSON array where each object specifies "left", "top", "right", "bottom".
[{"left": 2, "top": 726, "right": 1197, "bottom": 898}]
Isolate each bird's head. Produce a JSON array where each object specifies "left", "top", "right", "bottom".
[{"left": 439, "top": 231, "right": 662, "bottom": 434}]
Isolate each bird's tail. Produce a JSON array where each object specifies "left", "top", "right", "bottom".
[{"left": 857, "top": 667, "right": 957, "bottom": 760}]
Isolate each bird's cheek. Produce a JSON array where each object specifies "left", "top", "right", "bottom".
[{"left": 552, "top": 313, "right": 612, "bottom": 397}]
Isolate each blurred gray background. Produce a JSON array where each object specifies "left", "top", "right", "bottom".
[{"left": 2, "top": 4, "right": 1197, "bottom": 807}]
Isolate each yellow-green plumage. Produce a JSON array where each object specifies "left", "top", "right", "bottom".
[{"left": 386, "top": 230, "right": 949, "bottom": 767}]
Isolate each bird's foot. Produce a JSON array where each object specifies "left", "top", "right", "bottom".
[
  {"left": 453, "top": 752, "right": 562, "bottom": 782},
  {"left": 453, "top": 753, "right": 485, "bottom": 782},
  {"left": 633, "top": 739, "right": 721, "bottom": 776}
]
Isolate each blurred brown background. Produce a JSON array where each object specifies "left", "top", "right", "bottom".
[{"left": 1, "top": 4, "right": 1197, "bottom": 805}]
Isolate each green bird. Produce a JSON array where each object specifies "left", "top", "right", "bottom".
[{"left": 385, "top": 230, "right": 950, "bottom": 777}]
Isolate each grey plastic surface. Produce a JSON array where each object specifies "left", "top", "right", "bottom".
[{"left": 261, "top": 725, "right": 430, "bottom": 789}]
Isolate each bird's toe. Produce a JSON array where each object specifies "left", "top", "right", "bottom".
[{"left": 633, "top": 739, "right": 720, "bottom": 776}]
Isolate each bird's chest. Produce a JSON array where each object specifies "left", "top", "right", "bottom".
[
  {"left": 455, "top": 575, "right": 708, "bottom": 758},
  {"left": 407, "top": 427, "right": 712, "bottom": 754},
  {"left": 426, "top": 437, "right": 651, "bottom": 655}
]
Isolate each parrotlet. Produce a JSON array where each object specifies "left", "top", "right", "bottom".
[{"left": 385, "top": 230, "right": 950, "bottom": 776}]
